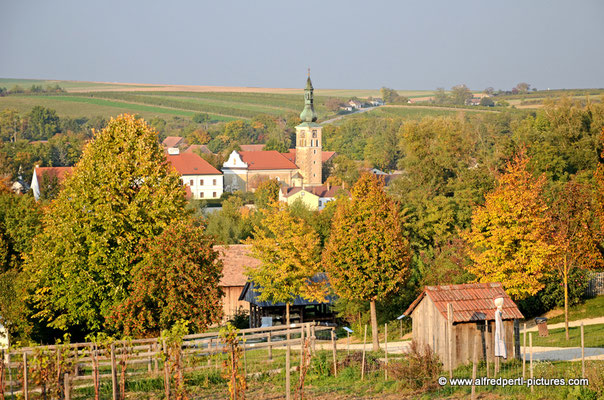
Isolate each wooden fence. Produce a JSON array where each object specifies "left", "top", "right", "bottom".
[
  {"left": 587, "top": 271, "right": 604, "bottom": 297},
  {"left": 0, "top": 322, "right": 333, "bottom": 399}
]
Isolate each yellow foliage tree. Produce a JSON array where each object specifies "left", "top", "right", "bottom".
[{"left": 466, "top": 151, "right": 555, "bottom": 300}]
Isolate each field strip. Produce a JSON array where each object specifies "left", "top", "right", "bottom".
[
  {"left": 382, "top": 104, "right": 501, "bottom": 113},
  {"left": 39, "top": 95, "right": 246, "bottom": 120},
  {"left": 154, "top": 94, "right": 298, "bottom": 112}
]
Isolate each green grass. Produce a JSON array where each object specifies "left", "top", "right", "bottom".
[
  {"left": 531, "top": 323, "right": 604, "bottom": 348},
  {"left": 545, "top": 295, "right": 604, "bottom": 325}
]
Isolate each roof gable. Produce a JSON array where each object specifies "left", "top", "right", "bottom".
[
  {"left": 34, "top": 167, "right": 73, "bottom": 186},
  {"left": 404, "top": 282, "right": 524, "bottom": 323},
  {"left": 215, "top": 244, "right": 259, "bottom": 287}
]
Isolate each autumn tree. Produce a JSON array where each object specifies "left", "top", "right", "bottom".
[
  {"left": 26, "top": 114, "right": 188, "bottom": 334},
  {"left": 465, "top": 151, "right": 556, "bottom": 300},
  {"left": 108, "top": 220, "right": 224, "bottom": 337},
  {"left": 245, "top": 202, "right": 325, "bottom": 325},
  {"left": 254, "top": 179, "right": 281, "bottom": 209},
  {"left": 550, "top": 180, "right": 602, "bottom": 340},
  {"left": 323, "top": 173, "right": 411, "bottom": 351}
]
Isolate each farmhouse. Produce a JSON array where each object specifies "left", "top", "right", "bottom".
[
  {"left": 222, "top": 150, "right": 299, "bottom": 192},
  {"left": 162, "top": 136, "right": 185, "bottom": 148},
  {"left": 166, "top": 148, "right": 223, "bottom": 200},
  {"left": 404, "top": 282, "right": 523, "bottom": 370},
  {"left": 215, "top": 244, "right": 259, "bottom": 321}
]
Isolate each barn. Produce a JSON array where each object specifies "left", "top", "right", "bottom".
[{"left": 404, "top": 282, "right": 524, "bottom": 370}]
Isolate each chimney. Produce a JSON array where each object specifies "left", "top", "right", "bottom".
[
  {"left": 167, "top": 147, "right": 180, "bottom": 155},
  {"left": 327, "top": 182, "right": 331, "bottom": 191}
]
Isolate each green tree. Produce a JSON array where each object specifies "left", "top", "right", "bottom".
[
  {"left": 108, "top": 220, "right": 224, "bottom": 337},
  {"left": 205, "top": 195, "right": 255, "bottom": 244},
  {"left": 380, "top": 87, "right": 400, "bottom": 103},
  {"left": 450, "top": 84, "right": 473, "bottom": 105},
  {"left": 192, "top": 113, "right": 210, "bottom": 124},
  {"left": 465, "top": 151, "right": 556, "bottom": 300},
  {"left": 25, "top": 114, "right": 188, "bottom": 333},
  {"left": 479, "top": 97, "right": 495, "bottom": 107},
  {"left": 323, "top": 173, "right": 411, "bottom": 351},
  {"left": 550, "top": 180, "right": 603, "bottom": 340},
  {"left": 0, "top": 109, "right": 25, "bottom": 142},
  {"left": 26, "top": 106, "right": 60, "bottom": 140},
  {"left": 246, "top": 203, "right": 325, "bottom": 325}
]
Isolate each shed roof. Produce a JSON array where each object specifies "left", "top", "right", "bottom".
[
  {"left": 162, "top": 136, "right": 184, "bottom": 148},
  {"left": 404, "top": 282, "right": 523, "bottom": 323},
  {"left": 214, "top": 244, "right": 260, "bottom": 287},
  {"left": 238, "top": 274, "right": 336, "bottom": 307},
  {"left": 34, "top": 166, "right": 73, "bottom": 186}
]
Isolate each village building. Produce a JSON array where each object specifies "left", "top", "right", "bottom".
[
  {"left": 239, "top": 277, "right": 336, "bottom": 328},
  {"left": 404, "top": 282, "right": 523, "bottom": 370},
  {"left": 222, "top": 150, "right": 299, "bottom": 192},
  {"left": 183, "top": 144, "right": 213, "bottom": 155},
  {"left": 348, "top": 99, "right": 365, "bottom": 109},
  {"left": 279, "top": 184, "right": 347, "bottom": 211},
  {"left": 369, "top": 98, "right": 384, "bottom": 106},
  {"left": 166, "top": 148, "right": 223, "bottom": 200},
  {"left": 215, "top": 244, "right": 259, "bottom": 321},
  {"left": 162, "top": 136, "right": 185, "bottom": 148},
  {"left": 31, "top": 166, "right": 73, "bottom": 201}
]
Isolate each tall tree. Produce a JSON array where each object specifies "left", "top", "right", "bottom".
[
  {"left": 245, "top": 202, "right": 325, "bottom": 325},
  {"left": 25, "top": 114, "right": 188, "bottom": 334},
  {"left": 26, "top": 106, "right": 60, "bottom": 140},
  {"left": 323, "top": 173, "right": 411, "bottom": 351},
  {"left": 550, "top": 180, "right": 602, "bottom": 340},
  {"left": 108, "top": 220, "right": 224, "bottom": 337},
  {"left": 465, "top": 151, "right": 556, "bottom": 300}
]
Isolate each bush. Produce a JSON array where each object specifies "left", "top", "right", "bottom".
[
  {"left": 228, "top": 308, "right": 249, "bottom": 330},
  {"left": 388, "top": 340, "right": 441, "bottom": 390}
]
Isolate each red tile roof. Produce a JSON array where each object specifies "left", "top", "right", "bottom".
[
  {"left": 162, "top": 136, "right": 184, "bottom": 148},
  {"left": 166, "top": 152, "right": 221, "bottom": 175},
  {"left": 404, "top": 282, "right": 524, "bottom": 323},
  {"left": 286, "top": 149, "right": 337, "bottom": 163},
  {"left": 239, "top": 151, "right": 298, "bottom": 170},
  {"left": 34, "top": 167, "right": 73, "bottom": 185},
  {"left": 183, "top": 144, "right": 213, "bottom": 155},
  {"left": 215, "top": 244, "right": 260, "bottom": 287},
  {"left": 281, "top": 185, "right": 347, "bottom": 198},
  {"left": 240, "top": 144, "right": 265, "bottom": 152}
]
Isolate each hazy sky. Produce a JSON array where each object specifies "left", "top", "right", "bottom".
[{"left": 2, "top": 0, "right": 603, "bottom": 90}]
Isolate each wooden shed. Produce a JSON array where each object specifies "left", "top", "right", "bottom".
[{"left": 404, "top": 282, "right": 524, "bottom": 370}]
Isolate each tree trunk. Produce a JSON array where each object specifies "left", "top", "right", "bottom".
[
  {"left": 564, "top": 255, "right": 569, "bottom": 341},
  {"left": 370, "top": 300, "right": 379, "bottom": 352}
]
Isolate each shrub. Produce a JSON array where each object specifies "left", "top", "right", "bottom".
[{"left": 388, "top": 340, "right": 441, "bottom": 390}]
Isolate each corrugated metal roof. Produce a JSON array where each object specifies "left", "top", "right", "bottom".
[{"left": 404, "top": 282, "right": 524, "bottom": 323}]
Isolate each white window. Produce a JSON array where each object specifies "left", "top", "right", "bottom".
[
  {"left": 213, "top": 192, "right": 217, "bottom": 198},
  {"left": 213, "top": 179, "right": 217, "bottom": 185},
  {"left": 200, "top": 179, "right": 204, "bottom": 186},
  {"left": 189, "top": 179, "right": 194, "bottom": 186}
]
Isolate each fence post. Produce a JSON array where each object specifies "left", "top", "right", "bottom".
[
  {"left": 361, "top": 324, "right": 367, "bottom": 380},
  {"left": 163, "top": 340, "right": 170, "bottom": 400},
  {"left": 111, "top": 344, "right": 118, "bottom": 400},
  {"left": 154, "top": 343, "right": 159, "bottom": 374},
  {"left": 242, "top": 332, "right": 247, "bottom": 377},
  {"left": 384, "top": 323, "right": 388, "bottom": 381},
  {"left": 148, "top": 344, "right": 152, "bottom": 373},
  {"left": 286, "top": 340, "right": 291, "bottom": 400},
  {"left": 0, "top": 349, "right": 5, "bottom": 400},
  {"left": 8, "top": 349, "right": 13, "bottom": 398},
  {"left": 331, "top": 329, "right": 337, "bottom": 377},
  {"left": 64, "top": 372, "right": 71, "bottom": 400},
  {"left": 581, "top": 322, "right": 585, "bottom": 379},
  {"left": 529, "top": 333, "right": 534, "bottom": 393},
  {"left": 485, "top": 321, "right": 490, "bottom": 379},
  {"left": 522, "top": 323, "right": 527, "bottom": 379},
  {"left": 471, "top": 333, "right": 479, "bottom": 400},
  {"left": 22, "top": 352, "right": 28, "bottom": 400},
  {"left": 447, "top": 303, "right": 454, "bottom": 379},
  {"left": 268, "top": 331, "right": 272, "bottom": 361},
  {"left": 299, "top": 328, "right": 305, "bottom": 362}
]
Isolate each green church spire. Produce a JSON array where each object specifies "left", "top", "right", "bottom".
[{"left": 299, "top": 69, "right": 318, "bottom": 123}]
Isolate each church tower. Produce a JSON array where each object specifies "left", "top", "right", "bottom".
[{"left": 295, "top": 71, "right": 322, "bottom": 187}]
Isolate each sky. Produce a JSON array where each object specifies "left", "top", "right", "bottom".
[{"left": 1, "top": 0, "right": 603, "bottom": 90}]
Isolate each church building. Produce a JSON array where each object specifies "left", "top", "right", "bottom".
[{"left": 222, "top": 73, "right": 334, "bottom": 192}]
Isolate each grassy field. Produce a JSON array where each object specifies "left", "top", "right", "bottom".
[
  {"left": 531, "top": 323, "right": 604, "bottom": 348},
  {"left": 545, "top": 295, "right": 604, "bottom": 325}
]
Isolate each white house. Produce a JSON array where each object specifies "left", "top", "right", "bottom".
[
  {"left": 0, "top": 321, "right": 8, "bottom": 350},
  {"left": 369, "top": 98, "right": 384, "bottom": 106},
  {"left": 166, "top": 148, "right": 223, "bottom": 200},
  {"left": 348, "top": 99, "right": 364, "bottom": 109}
]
